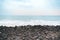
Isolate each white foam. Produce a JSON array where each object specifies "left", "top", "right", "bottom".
[{"left": 0, "top": 20, "right": 60, "bottom": 27}]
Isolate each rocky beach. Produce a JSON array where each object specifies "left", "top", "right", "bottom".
[{"left": 0, "top": 25, "right": 60, "bottom": 40}]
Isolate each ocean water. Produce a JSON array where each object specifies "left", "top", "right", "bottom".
[
  {"left": 0, "top": 15, "right": 60, "bottom": 21},
  {"left": 0, "top": 15, "right": 60, "bottom": 26}
]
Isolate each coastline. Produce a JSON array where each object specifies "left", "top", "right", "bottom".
[{"left": 0, "top": 20, "right": 60, "bottom": 26}]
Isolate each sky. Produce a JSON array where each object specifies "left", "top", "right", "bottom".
[{"left": 0, "top": 0, "right": 60, "bottom": 15}]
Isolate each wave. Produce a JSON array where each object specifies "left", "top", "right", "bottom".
[{"left": 0, "top": 20, "right": 60, "bottom": 27}]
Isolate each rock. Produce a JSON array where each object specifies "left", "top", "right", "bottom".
[{"left": 0, "top": 25, "right": 60, "bottom": 40}]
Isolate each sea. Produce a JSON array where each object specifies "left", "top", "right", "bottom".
[{"left": 0, "top": 15, "right": 60, "bottom": 26}]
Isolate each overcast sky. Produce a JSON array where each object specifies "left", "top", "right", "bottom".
[{"left": 0, "top": 0, "right": 60, "bottom": 15}]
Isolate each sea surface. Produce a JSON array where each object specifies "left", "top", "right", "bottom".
[
  {"left": 0, "top": 15, "right": 60, "bottom": 21},
  {"left": 0, "top": 15, "right": 60, "bottom": 26}
]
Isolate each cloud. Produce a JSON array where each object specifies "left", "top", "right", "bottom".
[
  {"left": 3, "top": 0, "right": 60, "bottom": 9},
  {"left": 2, "top": 0, "right": 32, "bottom": 10},
  {"left": 11, "top": 9, "right": 60, "bottom": 15},
  {"left": 2, "top": 0, "right": 60, "bottom": 15}
]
